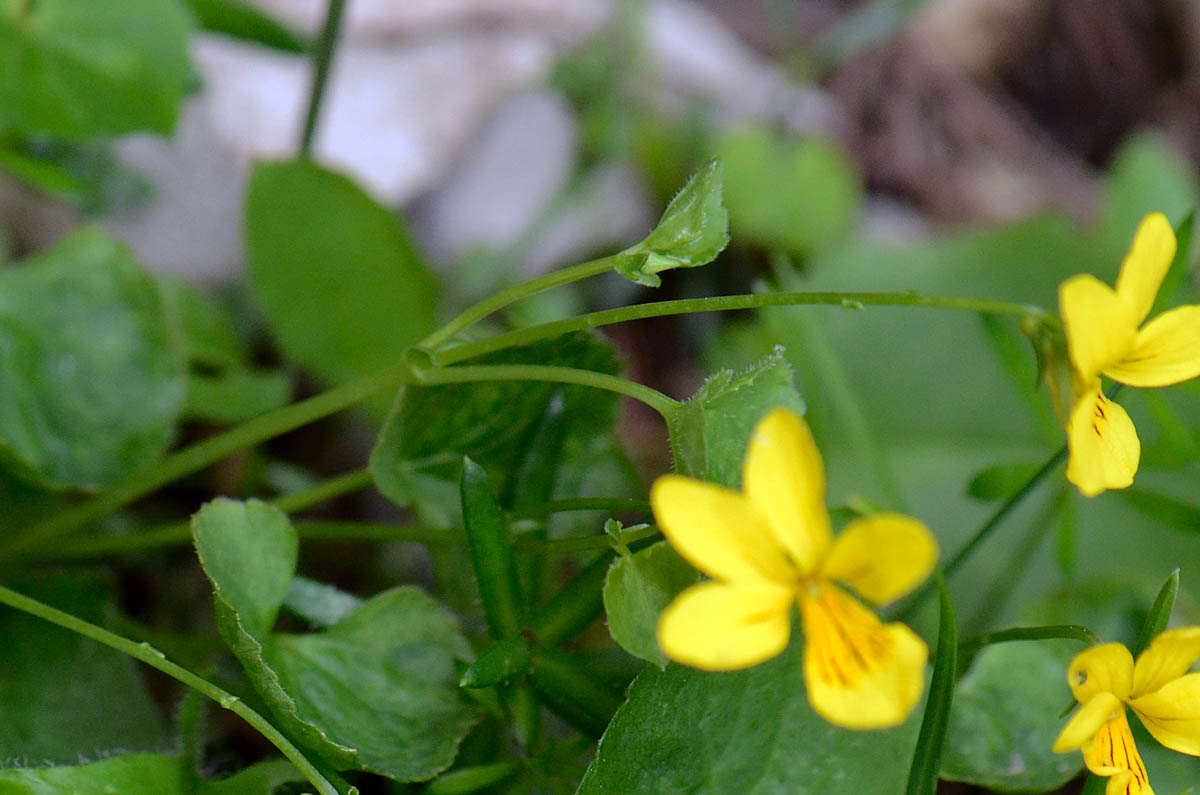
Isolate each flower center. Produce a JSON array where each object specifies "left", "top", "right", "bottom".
[{"left": 801, "top": 583, "right": 892, "bottom": 687}]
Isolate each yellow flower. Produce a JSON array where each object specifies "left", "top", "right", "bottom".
[
  {"left": 1059, "top": 212, "right": 1200, "bottom": 496},
  {"left": 650, "top": 407, "right": 938, "bottom": 729},
  {"left": 1053, "top": 628, "right": 1200, "bottom": 795}
]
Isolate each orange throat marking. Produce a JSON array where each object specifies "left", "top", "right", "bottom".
[{"left": 801, "top": 584, "right": 892, "bottom": 687}]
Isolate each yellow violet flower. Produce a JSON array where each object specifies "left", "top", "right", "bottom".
[
  {"left": 650, "top": 407, "right": 938, "bottom": 729},
  {"left": 1059, "top": 212, "right": 1200, "bottom": 496},
  {"left": 1053, "top": 628, "right": 1200, "bottom": 795}
]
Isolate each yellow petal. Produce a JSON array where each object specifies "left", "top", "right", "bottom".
[
  {"left": 1115, "top": 212, "right": 1177, "bottom": 326},
  {"left": 651, "top": 474, "right": 794, "bottom": 585},
  {"left": 1132, "top": 627, "right": 1200, "bottom": 698},
  {"left": 1082, "top": 710, "right": 1155, "bottom": 795},
  {"left": 801, "top": 584, "right": 927, "bottom": 729},
  {"left": 1065, "top": 384, "right": 1140, "bottom": 498},
  {"left": 657, "top": 580, "right": 793, "bottom": 671},
  {"left": 1053, "top": 692, "right": 1123, "bottom": 753},
  {"left": 1067, "top": 643, "right": 1134, "bottom": 703},
  {"left": 1129, "top": 673, "right": 1200, "bottom": 756},
  {"left": 1106, "top": 305, "right": 1200, "bottom": 387},
  {"left": 1060, "top": 274, "right": 1138, "bottom": 383},
  {"left": 742, "top": 408, "right": 832, "bottom": 573},
  {"left": 818, "top": 513, "right": 938, "bottom": 606}
]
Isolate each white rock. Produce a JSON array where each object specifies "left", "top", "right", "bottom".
[
  {"left": 103, "top": 100, "right": 246, "bottom": 282},
  {"left": 194, "top": 32, "right": 559, "bottom": 205},
  {"left": 522, "top": 161, "right": 652, "bottom": 277},
  {"left": 247, "top": 0, "right": 607, "bottom": 43},
  {"left": 409, "top": 90, "right": 578, "bottom": 265}
]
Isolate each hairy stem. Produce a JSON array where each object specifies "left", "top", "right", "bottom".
[
  {"left": 0, "top": 363, "right": 413, "bottom": 560},
  {"left": 0, "top": 584, "right": 340, "bottom": 795},
  {"left": 418, "top": 255, "right": 618, "bottom": 351},
  {"left": 437, "top": 291, "right": 1047, "bottom": 365},
  {"left": 417, "top": 363, "right": 680, "bottom": 418}
]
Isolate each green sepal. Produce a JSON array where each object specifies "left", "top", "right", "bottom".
[
  {"left": 1134, "top": 568, "right": 1180, "bottom": 655},
  {"left": 614, "top": 159, "right": 729, "bottom": 287},
  {"left": 460, "top": 635, "right": 531, "bottom": 689},
  {"left": 461, "top": 458, "right": 525, "bottom": 640}
]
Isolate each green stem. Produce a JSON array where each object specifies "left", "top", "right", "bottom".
[
  {"left": 529, "top": 647, "right": 623, "bottom": 738},
  {"left": 904, "top": 573, "right": 956, "bottom": 795},
  {"left": 34, "top": 502, "right": 650, "bottom": 562},
  {"left": 272, "top": 467, "right": 374, "bottom": 513},
  {"left": 418, "top": 255, "right": 618, "bottom": 351},
  {"left": 893, "top": 444, "right": 1067, "bottom": 620},
  {"left": 437, "top": 291, "right": 1047, "bottom": 365},
  {"left": 944, "top": 445, "right": 1067, "bottom": 577},
  {"left": 298, "top": 0, "right": 348, "bottom": 156},
  {"left": 0, "top": 584, "right": 340, "bottom": 795},
  {"left": 0, "top": 362, "right": 413, "bottom": 561},
  {"left": 516, "top": 524, "right": 658, "bottom": 555},
  {"left": 39, "top": 521, "right": 465, "bottom": 561},
  {"left": 957, "top": 624, "right": 1101, "bottom": 657},
  {"left": 418, "top": 364, "right": 679, "bottom": 418},
  {"left": 510, "top": 497, "right": 650, "bottom": 519},
  {"left": 965, "top": 488, "right": 1063, "bottom": 631}
]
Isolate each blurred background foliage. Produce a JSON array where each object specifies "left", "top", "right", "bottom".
[{"left": 2, "top": 0, "right": 1200, "bottom": 793}]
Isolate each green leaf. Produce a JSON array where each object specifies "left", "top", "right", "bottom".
[
  {"left": 602, "top": 541, "right": 699, "bottom": 668},
  {"left": 1100, "top": 133, "right": 1199, "bottom": 265},
  {"left": 0, "top": 469, "right": 61, "bottom": 535},
  {"left": 667, "top": 347, "right": 806, "bottom": 485},
  {"left": 0, "top": 753, "right": 183, "bottom": 793},
  {"left": 184, "top": 369, "right": 292, "bottom": 424},
  {"left": 940, "top": 641, "right": 1081, "bottom": 792},
  {"left": 966, "top": 461, "right": 1042, "bottom": 501},
  {"left": 905, "top": 574, "right": 955, "bottom": 795},
  {"left": 426, "top": 762, "right": 521, "bottom": 795},
  {"left": 161, "top": 278, "right": 294, "bottom": 424},
  {"left": 194, "top": 498, "right": 295, "bottom": 638},
  {"left": 159, "top": 278, "right": 246, "bottom": 369},
  {"left": 1153, "top": 212, "right": 1196, "bottom": 317},
  {"left": 246, "top": 160, "right": 438, "bottom": 402},
  {"left": 0, "top": 228, "right": 186, "bottom": 490},
  {"left": 197, "top": 759, "right": 305, "bottom": 794},
  {"left": 192, "top": 499, "right": 478, "bottom": 782},
  {"left": 185, "top": 0, "right": 309, "bottom": 53},
  {"left": 458, "top": 635, "right": 529, "bottom": 689},
  {"left": 1056, "top": 488, "right": 1078, "bottom": 577},
  {"left": 1121, "top": 489, "right": 1200, "bottom": 535},
  {"left": 461, "top": 458, "right": 523, "bottom": 639},
  {"left": 0, "top": 144, "right": 89, "bottom": 202},
  {"left": 269, "top": 589, "right": 479, "bottom": 781},
  {"left": 0, "top": 0, "right": 193, "bottom": 139},
  {"left": 283, "top": 576, "right": 364, "bottom": 628},
  {"left": 614, "top": 159, "right": 729, "bottom": 287},
  {"left": 1141, "top": 389, "right": 1200, "bottom": 466},
  {"left": 578, "top": 637, "right": 922, "bottom": 794},
  {"left": 0, "top": 138, "right": 153, "bottom": 212},
  {"left": 0, "top": 572, "right": 165, "bottom": 764},
  {"left": 370, "top": 332, "right": 619, "bottom": 508},
  {"left": 1134, "top": 568, "right": 1180, "bottom": 655},
  {"left": 0, "top": 755, "right": 304, "bottom": 795},
  {"left": 716, "top": 127, "right": 860, "bottom": 256}
]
